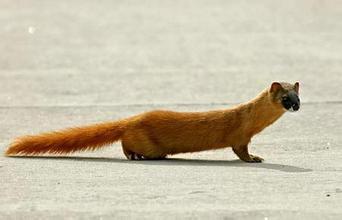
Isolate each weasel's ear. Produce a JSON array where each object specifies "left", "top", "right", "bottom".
[
  {"left": 270, "top": 82, "right": 282, "bottom": 93},
  {"left": 294, "top": 82, "right": 300, "bottom": 93}
]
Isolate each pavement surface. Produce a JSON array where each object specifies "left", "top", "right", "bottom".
[{"left": 1, "top": 0, "right": 342, "bottom": 219}]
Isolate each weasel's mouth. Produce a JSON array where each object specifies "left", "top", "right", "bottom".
[{"left": 287, "top": 105, "right": 300, "bottom": 112}]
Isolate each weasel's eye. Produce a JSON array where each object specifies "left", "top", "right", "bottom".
[{"left": 282, "top": 96, "right": 288, "bottom": 101}]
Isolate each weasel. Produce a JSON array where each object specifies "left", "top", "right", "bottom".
[{"left": 5, "top": 82, "right": 300, "bottom": 163}]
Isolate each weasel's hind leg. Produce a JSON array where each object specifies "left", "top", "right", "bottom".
[
  {"left": 121, "top": 132, "right": 167, "bottom": 160},
  {"left": 122, "top": 147, "right": 143, "bottom": 160},
  {"left": 122, "top": 143, "right": 166, "bottom": 160}
]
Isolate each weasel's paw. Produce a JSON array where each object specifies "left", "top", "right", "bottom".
[
  {"left": 248, "top": 155, "right": 264, "bottom": 163},
  {"left": 127, "top": 153, "right": 143, "bottom": 160}
]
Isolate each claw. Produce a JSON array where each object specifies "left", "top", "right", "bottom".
[{"left": 248, "top": 155, "right": 264, "bottom": 163}]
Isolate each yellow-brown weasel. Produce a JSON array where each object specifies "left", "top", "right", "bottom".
[{"left": 5, "top": 82, "right": 300, "bottom": 163}]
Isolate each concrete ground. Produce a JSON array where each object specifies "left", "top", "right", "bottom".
[{"left": 1, "top": 0, "right": 342, "bottom": 219}]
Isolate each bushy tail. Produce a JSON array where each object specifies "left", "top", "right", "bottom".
[{"left": 5, "top": 120, "right": 127, "bottom": 156}]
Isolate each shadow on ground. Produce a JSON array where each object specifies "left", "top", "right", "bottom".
[{"left": 7, "top": 156, "right": 312, "bottom": 173}]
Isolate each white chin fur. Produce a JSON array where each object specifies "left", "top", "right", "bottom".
[{"left": 287, "top": 107, "right": 295, "bottom": 112}]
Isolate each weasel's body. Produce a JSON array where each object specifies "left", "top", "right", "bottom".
[{"left": 5, "top": 82, "right": 300, "bottom": 162}]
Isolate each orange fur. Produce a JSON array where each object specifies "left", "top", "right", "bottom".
[
  {"left": 5, "top": 82, "right": 299, "bottom": 162},
  {"left": 5, "top": 121, "right": 127, "bottom": 155}
]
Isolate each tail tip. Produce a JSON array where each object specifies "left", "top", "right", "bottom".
[
  {"left": 4, "top": 142, "right": 22, "bottom": 157},
  {"left": 4, "top": 147, "right": 15, "bottom": 157}
]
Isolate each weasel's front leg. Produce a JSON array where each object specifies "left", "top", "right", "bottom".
[{"left": 232, "top": 145, "right": 264, "bottom": 163}]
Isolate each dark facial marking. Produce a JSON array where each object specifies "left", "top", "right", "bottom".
[{"left": 281, "top": 91, "right": 300, "bottom": 111}]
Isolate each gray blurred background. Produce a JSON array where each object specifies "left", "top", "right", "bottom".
[
  {"left": 1, "top": 0, "right": 342, "bottom": 106},
  {"left": 1, "top": 0, "right": 342, "bottom": 219}
]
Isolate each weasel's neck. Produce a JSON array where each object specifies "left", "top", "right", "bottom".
[{"left": 237, "top": 90, "right": 285, "bottom": 137}]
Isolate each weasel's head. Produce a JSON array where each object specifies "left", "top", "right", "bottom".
[{"left": 269, "top": 82, "right": 300, "bottom": 112}]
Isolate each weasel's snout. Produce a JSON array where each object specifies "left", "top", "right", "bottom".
[{"left": 282, "top": 91, "right": 300, "bottom": 112}]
